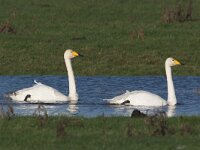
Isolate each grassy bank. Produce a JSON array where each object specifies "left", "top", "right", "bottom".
[
  {"left": 0, "top": 0, "right": 200, "bottom": 75},
  {"left": 0, "top": 116, "right": 200, "bottom": 150}
]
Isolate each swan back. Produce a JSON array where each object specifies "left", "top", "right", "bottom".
[
  {"left": 9, "top": 82, "right": 68, "bottom": 103},
  {"left": 107, "top": 90, "right": 167, "bottom": 106},
  {"left": 126, "top": 91, "right": 167, "bottom": 106},
  {"left": 106, "top": 90, "right": 131, "bottom": 104}
]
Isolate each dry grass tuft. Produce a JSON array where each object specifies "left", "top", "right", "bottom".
[
  {"left": 0, "top": 105, "right": 15, "bottom": 120},
  {"left": 126, "top": 122, "right": 134, "bottom": 137},
  {"left": 129, "top": 110, "right": 195, "bottom": 137},
  {"left": 0, "top": 106, "right": 5, "bottom": 119},
  {"left": 145, "top": 112, "right": 167, "bottom": 136},
  {"left": 56, "top": 117, "right": 84, "bottom": 138},
  {"left": 130, "top": 28, "right": 144, "bottom": 41},
  {"left": 56, "top": 119, "right": 66, "bottom": 138},
  {"left": 144, "top": 111, "right": 176, "bottom": 136},
  {"left": 6, "top": 105, "right": 15, "bottom": 119},
  {"left": 0, "top": 21, "right": 16, "bottom": 34},
  {"left": 162, "top": 0, "right": 193, "bottom": 23},
  {"left": 33, "top": 104, "right": 48, "bottom": 127},
  {"left": 180, "top": 123, "right": 192, "bottom": 135}
]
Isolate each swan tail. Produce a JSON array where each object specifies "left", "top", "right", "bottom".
[
  {"left": 104, "top": 91, "right": 131, "bottom": 105},
  {"left": 104, "top": 98, "right": 128, "bottom": 105},
  {"left": 4, "top": 91, "right": 15, "bottom": 100},
  {"left": 34, "top": 80, "right": 43, "bottom": 85},
  {"left": 34, "top": 80, "right": 41, "bottom": 84},
  {"left": 104, "top": 96, "right": 127, "bottom": 105}
]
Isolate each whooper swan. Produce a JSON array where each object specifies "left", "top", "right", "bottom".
[
  {"left": 7, "top": 49, "right": 82, "bottom": 103},
  {"left": 106, "top": 57, "right": 182, "bottom": 106}
]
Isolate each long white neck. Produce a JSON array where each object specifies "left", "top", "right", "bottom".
[
  {"left": 165, "top": 64, "right": 176, "bottom": 106},
  {"left": 65, "top": 58, "right": 78, "bottom": 101}
]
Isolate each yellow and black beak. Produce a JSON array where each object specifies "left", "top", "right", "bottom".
[
  {"left": 72, "top": 51, "right": 83, "bottom": 57},
  {"left": 174, "top": 59, "right": 183, "bottom": 65}
]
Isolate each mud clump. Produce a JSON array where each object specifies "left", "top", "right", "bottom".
[{"left": 131, "top": 109, "right": 146, "bottom": 118}]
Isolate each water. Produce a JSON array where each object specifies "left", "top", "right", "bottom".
[{"left": 0, "top": 76, "right": 200, "bottom": 117}]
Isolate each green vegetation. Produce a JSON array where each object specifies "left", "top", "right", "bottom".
[
  {"left": 0, "top": 0, "right": 199, "bottom": 75},
  {"left": 0, "top": 116, "right": 200, "bottom": 150},
  {"left": 1, "top": 1, "right": 199, "bottom": 149}
]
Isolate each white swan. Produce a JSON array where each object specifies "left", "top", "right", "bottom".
[
  {"left": 106, "top": 57, "right": 182, "bottom": 106},
  {"left": 7, "top": 49, "right": 82, "bottom": 103}
]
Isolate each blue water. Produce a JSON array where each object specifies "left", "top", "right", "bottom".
[{"left": 0, "top": 76, "right": 200, "bottom": 117}]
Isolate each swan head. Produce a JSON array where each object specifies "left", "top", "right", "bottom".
[
  {"left": 165, "top": 57, "right": 182, "bottom": 67},
  {"left": 64, "top": 49, "right": 82, "bottom": 59}
]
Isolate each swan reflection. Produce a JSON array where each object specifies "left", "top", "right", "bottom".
[
  {"left": 67, "top": 103, "right": 79, "bottom": 115},
  {"left": 166, "top": 106, "right": 176, "bottom": 117}
]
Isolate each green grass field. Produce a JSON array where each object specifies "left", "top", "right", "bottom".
[
  {"left": 0, "top": 0, "right": 199, "bottom": 75},
  {"left": 1, "top": 1, "right": 200, "bottom": 149},
  {"left": 0, "top": 116, "right": 200, "bottom": 150}
]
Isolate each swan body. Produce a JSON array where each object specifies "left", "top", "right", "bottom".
[
  {"left": 9, "top": 81, "right": 69, "bottom": 103},
  {"left": 7, "top": 49, "right": 81, "bottom": 103},
  {"left": 108, "top": 90, "right": 167, "bottom": 106},
  {"left": 106, "top": 58, "right": 182, "bottom": 106}
]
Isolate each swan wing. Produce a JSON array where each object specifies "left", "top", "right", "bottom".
[
  {"left": 106, "top": 90, "right": 167, "bottom": 106},
  {"left": 9, "top": 82, "right": 68, "bottom": 103},
  {"left": 127, "top": 91, "right": 167, "bottom": 106},
  {"left": 105, "top": 90, "right": 131, "bottom": 104}
]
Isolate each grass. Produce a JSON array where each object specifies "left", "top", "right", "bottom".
[
  {"left": 0, "top": 116, "right": 200, "bottom": 150},
  {"left": 0, "top": 0, "right": 199, "bottom": 76},
  {"left": 0, "top": 1, "right": 199, "bottom": 149}
]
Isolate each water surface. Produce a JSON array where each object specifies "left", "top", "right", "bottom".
[{"left": 0, "top": 76, "right": 200, "bottom": 117}]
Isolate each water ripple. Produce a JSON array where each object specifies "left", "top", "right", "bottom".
[{"left": 0, "top": 75, "right": 200, "bottom": 117}]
